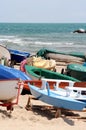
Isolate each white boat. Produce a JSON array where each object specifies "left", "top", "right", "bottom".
[
  {"left": 0, "top": 45, "right": 11, "bottom": 65},
  {"left": 41, "top": 78, "right": 86, "bottom": 103},
  {"left": 28, "top": 78, "right": 86, "bottom": 111},
  {"left": 0, "top": 79, "right": 23, "bottom": 102}
]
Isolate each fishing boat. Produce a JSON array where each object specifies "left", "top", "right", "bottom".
[
  {"left": 36, "top": 48, "right": 85, "bottom": 61},
  {"left": 0, "top": 45, "right": 11, "bottom": 65},
  {"left": 25, "top": 65, "right": 80, "bottom": 81},
  {"left": 24, "top": 76, "right": 86, "bottom": 92},
  {"left": 27, "top": 78, "right": 86, "bottom": 102},
  {"left": 8, "top": 49, "right": 30, "bottom": 64},
  {"left": 28, "top": 79, "right": 86, "bottom": 111},
  {"left": 0, "top": 78, "right": 23, "bottom": 110},
  {"left": 40, "top": 78, "right": 86, "bottom": 103},
  {"left": 66, "top": 63, "right": 86, "bottom": 81},
  {"left": 0, "top": 64, "right": 31, "bottom": 92}
]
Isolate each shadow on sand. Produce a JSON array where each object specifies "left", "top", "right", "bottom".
[{"left": 26, "top": 104, "right": 86, "bottom": 124}]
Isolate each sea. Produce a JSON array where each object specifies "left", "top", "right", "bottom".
[{"left": 0, "top": 23, "right": 86, "bottom": 54}]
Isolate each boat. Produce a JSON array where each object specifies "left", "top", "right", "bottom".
[
  {"left": 0, "top": 45, "right": 11, "bottom": 65},
  {"left": 0, "top": 79, "right": 23, "bottom": 101},
  {"left": 36, "top": 48, "right": 86, "bottom": 61},
  {"left": 28, "top": 79, "right": 86, "bottom": 111},
  {"left": 0, "top": 64, "right": 31, "bottom": 92},
  {"left": 73, "top": 28, "right": 86, "bottom": 33},
  {"left": 24, "top": 76, "right": 86, "bottom": 92},
  {"left": 0, "top": 78, "right": 23, "bottom": 110},
  {"left": 38, "top": 78, "right": 86, "bottom": 103},
  {"left": 25, "top": 65, "right": 80, "bottom": 81},
  {"left": 66, "top": 63, "right": 86, "bottom": 81},
  {"left": 0, "top": 64, "right": 31, "bottom": 80},
  {"left": 24, "top": 78, "right": 71, "bottom": 92},
  {"left": 8, "top": 49, "right": 30, "bottom": 64}
]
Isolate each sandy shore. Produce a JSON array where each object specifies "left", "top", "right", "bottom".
[
  {"left": 0, "top": 64, "right": 86, "bottom": 130},
  {"left": 0, "top": 93, "right": 86, "bottom": 130}
]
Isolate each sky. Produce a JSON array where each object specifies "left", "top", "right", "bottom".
[{"left": 0, "top": 0, "right": 86, "bottom": 23}]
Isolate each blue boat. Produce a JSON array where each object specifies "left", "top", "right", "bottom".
[
  {"left": 28, "top": 82, "right": 86, "bottom": 111},
  {"left": 0, "top": 64, "right": 31, "bottom": 80},
  {"left": 9, "top": 49, "right": 30, "bottom": 63}
]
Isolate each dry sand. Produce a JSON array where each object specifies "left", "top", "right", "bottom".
[
  {"left": 0, "top": 94, "right": 86, "bottom": 130},
  {"left": 0, "top": 64, "right": 86, "bottom": 130}
]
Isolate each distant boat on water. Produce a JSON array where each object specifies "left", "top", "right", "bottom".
[{"left": 73, "top": 28, "right": 86, "bottom": 33}]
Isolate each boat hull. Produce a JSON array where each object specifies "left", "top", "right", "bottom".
[
  {"left": 0, "top": 64, "right": 31, "bottom": 92},
  {"left": 37, "top": 48, "right": 86, "bottom": 60},
  {"left": 25, "top": 65, "right": 80, "bottom": 81},
  {"left": 9, "top": 49, "right": 30, "bottom": 63},
  {"left": 0, "top": 45, "right": 11, "bottom": 65},
  {"left": 29, "top": 83, "right": 86, "bottom": 111},
  {"left": 66, "top": 64, "right": 86, "bottom": 81},
  {"left": 0, "top": 79, "right": 23, "bottom": 101}
]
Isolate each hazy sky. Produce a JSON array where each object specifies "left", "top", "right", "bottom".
[{"left": 0, "top": 0, "right": 86, "bottom": 23}]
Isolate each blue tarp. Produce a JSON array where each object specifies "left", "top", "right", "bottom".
[{"left": 0, "top": 64, "right": 31, "bottom": 80}]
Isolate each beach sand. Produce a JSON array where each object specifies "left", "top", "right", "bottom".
[
  {"left": 0, "top": 65, "right": 86, "bottom": 130},
  {"left": 0, "top": 94, "right": 86, "bottom": 130}
]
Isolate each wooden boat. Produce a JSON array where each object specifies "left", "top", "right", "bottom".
[
  {"left": 0, "top": 45, "right": 11, "bottom": 65},
  {"left": 39, "top": 79, "right": 86, "bottom": 103},
  {"left": 25, "top": 65, "right": 80, "bottom": 81},
  {"left": 24, "top": 77, "right": 86, "bottom": 92},
  {"left": 28, "top": 79, "right": 86, "bottom": 111},
  {"left": 0, "top": 79, "right": 23, "bottom": 110},
  {"left": 0, "top": 79, "right": 23, "bottom": 101},
  {"left": 66, "top": 63, "right": 86, "bottom": 81},
  {"left": 8, "top": 49, "right": 30, "bottom": 64},
  {"left": 24, "top": 64, "right": 79, "bottom": 92},
  {"left": 36, "top": 48, "right": 85, "bottom": 61},
  {"left": 0, "top": 64, "right": 31, "bottom": 92}
]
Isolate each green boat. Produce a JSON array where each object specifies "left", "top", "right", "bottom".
[
  {"left": 37, "top": 48, "right": 85, "bottom": 61},
  {"left": 25, "top": 65, "right": 80, "bottom": 81},
  {"left": 66, "top": 64, "right": 86, "bottom": 81}
]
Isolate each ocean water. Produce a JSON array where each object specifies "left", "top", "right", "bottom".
[{"left": 0, "top": 23, "right": 86, "bottom": 54}]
